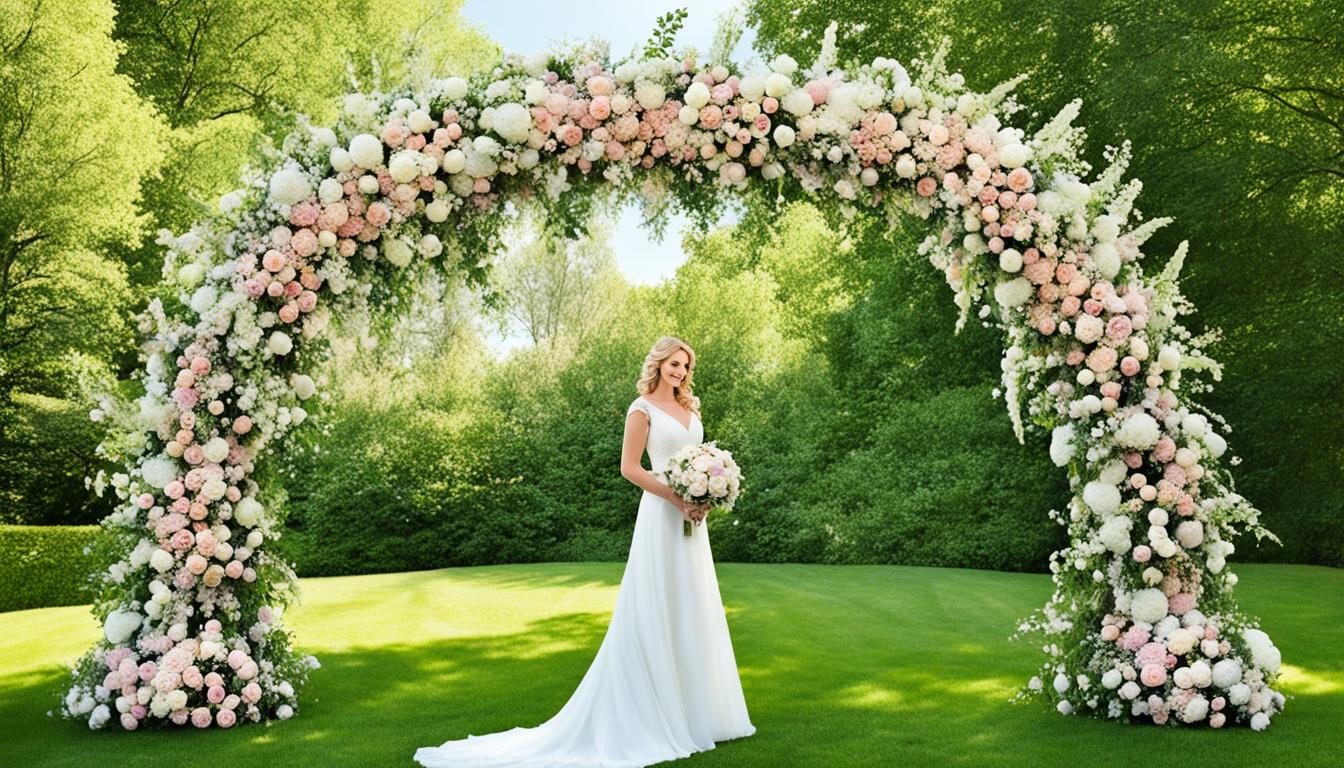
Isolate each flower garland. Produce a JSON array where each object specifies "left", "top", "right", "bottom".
[{"left": 65, "top": 23, "right": 1283, "bottom": 730}]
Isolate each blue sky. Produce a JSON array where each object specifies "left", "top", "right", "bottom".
[{"left": 459, "top": 0, "right": 756, "bottom": 354}]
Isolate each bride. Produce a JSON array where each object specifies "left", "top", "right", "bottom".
[{"left": 414, "top": 336, "right": 756, "bottom": 767}]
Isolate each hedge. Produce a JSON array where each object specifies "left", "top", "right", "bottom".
[{"left": 0, "top": 525, "right": 102, "bottom": 612}]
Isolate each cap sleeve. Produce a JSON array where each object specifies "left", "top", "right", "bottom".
[{"left": 627, "top": 399, "right": 651, "bottom": 421}]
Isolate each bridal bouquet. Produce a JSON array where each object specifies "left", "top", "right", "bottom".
[{"left": 659, "top": 442, "right": 742, "bottom": 536}]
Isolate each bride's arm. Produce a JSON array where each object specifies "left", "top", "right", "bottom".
[{"left": 620, "top": 410, "right": 686, "bottom": 506}]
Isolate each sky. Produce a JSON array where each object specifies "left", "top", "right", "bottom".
[{"left": 458, "top": 0, "right": 757, "bottom": 355}]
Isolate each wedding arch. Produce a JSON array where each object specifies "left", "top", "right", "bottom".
[{"left": 62, "top": 24, "right": 1285, "bottom": 732}]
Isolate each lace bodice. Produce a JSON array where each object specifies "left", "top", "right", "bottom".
[{"left": 627, "top": 395, "right": 703, "bottom": 471}]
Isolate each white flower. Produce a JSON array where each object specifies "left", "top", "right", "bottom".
[
  {"left": 150, "top": 548, "right": 174, "bottom": 573},
  {"left": 684, "top": 82, "right": 711, "bottom": 109},
  {"left": 140, "top": 456, "right": 177, "bottom": 488},
  {"left": 277, "top": 704, "right": 294, "bottom": 719},
  {"left": 1157, "top": 345, "right": 1182, "bottom": 370},
  {"left": 389, "top": 150, "right": 424, "bottom": 183},
  {"left": 1119, "top": 681, "right": 1141, "bottom": 700},
  {"left": 178, "top": 262, "right": 205, "bottom": 288},
  {"left": 234, "top": 497, "right": 263, "bottom": 527},
  {"left": 267, "top": 331, "right": 293, "bottom": 356},
  {"left": 635, "top": 81, "right": 666, "bottom": 111},
  {"left": 201, "top": 437, "right": 229, "bottom": 464},
  {"left": 994, "top": 277, "right": 1032, "bottom": 308},
  {"left": 1180, "top": 695, "right": 1209, "bottom": 723},
  {"left": 407, "top": 109, "right": 435, "bottom": 134},
  {"left": 1211, "top": 658, "right": 1242, "bottom": 688},
  {"left": 1098, "top": 515, "right": 1131, "bottom": 554},
  {"left": 442, "top": 149, "right": 467, "bottom": 174},
  {"left": 1243, "top": 628, "right": 1281, "bottom": 674},
  {"left": 1056, "top": 700, "right": 1073, "bottom": 715},
  {"left": 1049, "top": 424, "right": 1075, "bottom": 466},
  {"left": 1083, "top": 481, "right": 1121, "bottom": 517},
  {"left": 348, "top": 134, "right": 384, "bottom": 169},
  {"left": 782, "top": 88, "right": 814, "bottom": 116},
  {"left": 1166, "top": 627, "right": 1197, "bottom": 655},
  {"left": 999, "top": 143, "right": 1032, "bottom": 169},
  {"left": 103, "top": 609, "right": 142, "bottom": 644},
  {"left": 189, "top": 285, "right": 218, "bottom": 315},
  {"left": 442, "top": 77, "right": 469, "bottom": 101},
  {"left": 1101, "top": 669, "right": 1122, "bottom": 689},
  {"left": 1175, "top": 520, "right": 1204, "bottom": 548},
  {"left": 1251, "top": 712, "right": 1271, "bottom": 731},
  {"left": 1130, "top": 588, "right": 1169, "bottom": 624},
  {"left": 895, "top": 154, "right": 917, "bottom": 179},
  {"left": 419, "top": 235, "right": 443, "bottom": 257},
  {"left": 1053, "top": 672, "right": 1070, "bottom": 693},
  {"left": 88, "top": 704, "right": 111, "bottom": 729},
  {"left": 268, "top": 167, "right": 312, "bottom": 205},
  {"left": 492, "top": 103, "right": 532, "bottom": 143},
  {"left": 770, "top": 54, "right": 798, "bottom": 75},
  {"left": 1073, "top": 314, "right": 1104, "bottom": 344},
  {"left": 384, "top": 238, "right": 414, "bottom": 267},
  {"left": 773, "top": 124, "right": 796, "bottom": 148},
  {"left": 1091, "top": 241, "right": 1120, "bottom": 280},
  {"left": 201, "top": 478, "right": 227, "bottom": 501},
  {"left": 1115, "top": 412, "right": 1161, "bottom": 450},
  {"left": 1204, "top": 431, "right": 1227, "bottom": 458},
  {"left": 998, "top": 248, "right": 1023, "bottom": 273}
]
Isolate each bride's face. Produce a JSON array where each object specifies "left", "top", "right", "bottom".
[{"left": 659, "top": 349, "right": 692, "bottom": 389}]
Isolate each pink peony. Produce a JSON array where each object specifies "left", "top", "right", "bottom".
[
  {"left": 216, "top": 709, "right": 237, "bottom": 728},
  {"left": 1140, "top": 664, "right": 1168, "bottom": 687},
  {"left": 207, "top": 685, "right": 226, "bottom": 704},
  {"left": 120, "top": 713, "right": 139, "bottom": 730},
  {"left": 916, "top": 177, "right": 938, "bottom": 197},
  {"left": 1168, "top": 592, "right": 1196, "bottom": 616},
  {"left": 1123, "top": 625, "right": 1150, "bottom": 650}
]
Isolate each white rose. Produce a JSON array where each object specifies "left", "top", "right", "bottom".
[
  {"left": 141, "top": 457, "right": 178, "bottom": 488},
  {"left": 1049, "top": 425, "right": 1075, "bottom": 466},
  {"left": 1250, "top": 712, "right": 1271, "bottom": 731},
  {"left": 384, "top": 238, "right": 414, "bottom": 267},
  {"left": 999, "top": 143, "right": 1032, "bottom": 169},
  {"left": 103, "top": 609, "right": 143, "bottom": 644},
  {"left": 684, "top": 82, "right": 710, "bottom": 109},
  {"left": 781, "top": 88, "right": 813, "bottom": 116},
  {"left": 1119, "top": 681, "right": 1141, "bottom": 700},
  {"left": 388, "top": 151, "right": 423, "bottom": 183},
  {"left": 267, "top": 331, "right": 293, "bottom": 356},
  {"left": 1115, "top": 412, "right": 1161, "bottom": 450},
  {"left": 203, "top": 437, "right": 230, "bottom": 464},
  {"left": 318, "top": 177, "right": 344, "bottom": 204},
  {"left": 268, "top": 167, "right": 312, "bottom": 205},
  {"left": 1083, "top": 481, "right": 1122, "bottom": 517},
  {"left": 1053, "top": 672, "right": 1070, "bottom": 693},
  {"left": 1130, "top": 588, "right": 1169, "bottom": 624},
  {"left": 348, "top": 134, "right": 384, "bottom": 169},
  {"left": 165, "top": 689, "right": 188, "bottom": 711},
  {"left": 443, "top": 77, "right": 469, "bottom": 101},
  {"left": 634, "top": 81, "right": 666, "bottom": 111},
  {"left": 234, "top": 497, "right": 263, "bottom": 528},
  {"left": 993, "top": 277, "right": 1032, "bottom": 308},
  {"left": 492, "top": 103, "right": 532, "bottom": 143}
]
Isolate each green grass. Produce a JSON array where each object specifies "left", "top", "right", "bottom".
[{"left": 2, "top": 563, "right": 1341, "bottom": 767}]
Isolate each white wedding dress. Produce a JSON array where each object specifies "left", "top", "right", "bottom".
[{"left": 414, "top": 396, "right": 756, "bottom": 768}]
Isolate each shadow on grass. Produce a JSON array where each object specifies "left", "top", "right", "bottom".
[{"left": 2, "top": 563, "right": 1341, "bottom": 768}]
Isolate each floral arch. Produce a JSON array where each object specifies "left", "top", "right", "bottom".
[{"left": 63, "top": 24, "right": 1284, "bottom": 732}]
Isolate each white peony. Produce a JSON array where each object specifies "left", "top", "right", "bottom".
[
  {"left": 277, "top": 704, "right": 294, "bottom": 719},
  {"left": 1053, "top": 672, "right": 1070, "bottom": 693},
  {"left": 1130, "top": 588, "right": 1169, "bottom": 624},
  {"left": 88, "top": 704, "right": 111, "bottom": 729},
  {"left": 1250, "top": 712, "right": 1271, "bottom": 731},
  {"left": 267, "top": 331, "right": 293, "bottom": 356},
  {"left": 1091, "top": 241, "right": 1120, "bottom": 280},
  {"left": 234, "top": 497, "right": 262, "bottom": 527},
  {"left": 1073, "top": 314, "right": 1104, "bottom": 344},
  {"left": 1243, "top": 628, "right": 1281, "bottom": 674},
  {"left": 1180, "top": 695, "right": 1209, "bottom": 723},
  {"left": 203, "top": 437, "right": 230, "bottom": 464},
  {"left": 1157, "top": 345, "right": 1182, "bottom": 370},
  {"left": 1204, "top": 431, "right": 1228, "bottom": 458},
  {"left": 1049, "top": 424, "right": 1075, "bottom": 466},
  {"left": 407, "top": 109, "right": 435, "bottom": 134},
  {"left": 1166, "top": 627, "right": 1197, "bottom": 655},
  {"left": 1211, "top": 658, "right": 1242, "bottom": 688},
  {"left": 268, "top": 167, "right": 312, "bottom": 205},
  {"left": 425, "top": 199, "right": 451, "bottom": 222},
  {"left": 442, "top": 77, "right": 469, "bottom": 101},
  {"left": 189, "top": 285, "right": 218, "bottom": 315},
  {"left": 773, "top": 124, "right": 796, "bottom": 148},
  {"left": 771, "top": 54, "right": 798, "bottom": 75},
  {"left": 384, "top": 238, "right": 414, "bottom": 267},
  {"left": 684, "top": 82, "right": 711, "bottom": 109},
  {"left": 994, "top": 277, "right": 1032, "bottom": 308},
  {"left": 635, "top": 81, "right": 666, "bottom": 111},
  {"left": 1083, "top": 481, "right": 1122, "bottom": 517},
  {"left": 442, "top": 149, "right": 466, "bottom": 174},
  {"left": 318, "top": 177, "right": 344, "bottom": 204},
  {"left": 384, "top": 151, "right": 418, "bottom": 184},
  {"left": 1101, "top": 669, "right": 1122, "bottom": 689},
  {"left": 999, "top": 143, "right": 1032, "bottom": 169},
  {"left": 150, "top": 548, "right": 174, "bottom": 573},
  {"left": 1174, "top": 520, "right": 1203, "bottom": 549},
  {"left": 103, "top": 609, "right": 142, "bottom": 644},
  {"left": 1119, "top": 681, "right": 1141, "bottom": 700},
  {"left": 1098, "top": 515, "right": 1132, "bottom": 554},
  {"left": 781, "top": 88, "right": 814, "bottom": 116},
  {"left": 491, "top": 103, "right": 532, "bottom": 143},
  {"left": 765, "top": 72, "right": 792, "bottom": 98},
  {"left": 141, "top": 457, "right": 178, "bottom": 488},
  {"left": 738, "top": 75, "right": 766, "bottom": 101},
  {"left": 348, "top": 134, "right": 384, "bottom": 169},
  {"left": 419, "top": 234, "right": 443, "bottom": 257},
  {"left": 1114, "top": 412, "right": 1162, "bottom": 450}
]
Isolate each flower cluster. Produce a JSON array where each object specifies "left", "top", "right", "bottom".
[
  {"left": 659, "top": 441, "right": 743, "bottom": 536},
  {"left": 68, "top": 21, "right": 1279, "bottom": 729}
]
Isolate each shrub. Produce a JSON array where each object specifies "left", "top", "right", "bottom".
[{"left": 0, "top": 525, "right": 103, "bottom": 612}]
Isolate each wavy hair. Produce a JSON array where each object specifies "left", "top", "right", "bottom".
[{"left": 635, "top": 336, "right": 699, "bottom": 413}]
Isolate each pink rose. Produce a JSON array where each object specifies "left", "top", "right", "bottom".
[
  {"left": 216, "top": 709, "right": 237, "bottom": 728},
  {"left": 207, "top": 685, "right": 226, "bottom": 704},
  {"left": 1086, "top": 346, "right": 1118, "bottom": 373},
  {"left": 365, "top": 202, "right": 391, "bottom": 227},
  {"left": 191, "top": 707, "right": 213, "bottom": 728},
  {"left": 381, "top": 122, "right": 406, "bottom": 148},
  {"left": 916, "top": 177, "right": 937, "bottom": 197},
  {"left": 186, "top": 554, "right": 208, "bottom": 575},
  {"left": 241, "top": 682, "right": 263, "bottom": 704},
  {"left": 225, "top": 560, "right": 245, "bottom": 579},
  {"left": 182, "top": 666, "right": 204, "bottom": 689},
  {"left": 1140, "top": 664, "right": 1168, "bottom": 687}
]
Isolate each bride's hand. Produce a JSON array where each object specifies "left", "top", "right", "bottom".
[{"left": 691, "top": 502, "right": 710, "bottom": 524}]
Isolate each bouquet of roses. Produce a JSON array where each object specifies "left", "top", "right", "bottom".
[{"left": 659, "top": 441, "right": 743, "bottom": 536}]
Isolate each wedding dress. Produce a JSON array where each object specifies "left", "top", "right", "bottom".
[{"left": 414, "top": 395, "right": 756, "bottom": 768}]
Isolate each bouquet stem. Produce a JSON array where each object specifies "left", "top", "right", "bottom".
[{"left": 683, "top": 519, "right": 693, "bottom": 537}]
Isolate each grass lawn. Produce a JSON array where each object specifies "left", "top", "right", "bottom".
[{"left": 1, "top": 562, "right": 1340, "bottom": 767}]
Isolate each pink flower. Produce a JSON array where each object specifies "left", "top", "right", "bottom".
[
  {"left": 1209, "top": 712, "right": 1226, "bottom": 728},
  {"left": 1122, "top": 625, "right": 1151, "bottom": 651},
  {"left": 262, "top": 249, "right": 286, "bottom": 272},
  {"left": 762, "top": 97, "right": 778, "bottom": 114},
  {"left": 120, "top": 713, "right": 139, "bottom": 730},
  {"left": 1152, "top": 436, "right": 1177, "bottom": 463},
  {"left": 916, "top": 177, "right": 938, "bottom": 197},
  {"left": 1006, "top": 167, "right": 1033, "bottom": 192},
  {"left": 1169, "top": 592, "right": 1196, "bottom": 616},
  {"left": 225, "top": 560, "right": 245, "bottom": 579},
  {"left": 698, "top": 105, "right": 722, "bottom": 129},
  {"left": 232, "top": 415, "right": 254, "bottom": 435},
  {"left": 1120, "top": 356, "right": 1141, "bottom": 376},
  {"left": 290, "top": 228, "right": 318, "bottom": 258},
  {"left": 1136, "top": 641, "right": 1168, "bottom": 666},
  {"left": 1132, "top": 545, "right": 1152, "bottom": 563},
  {"left": 381, "top": 123, "right": 406, "bottom": 147},
  {"left": 365, "top": 202, "right": 391, "bottom": 227},
  {"left": 589, "top": 96, "right": 611, "bottom": 120},
  {"left": 186, "top": 554, "right": 208, "bottom": 575},
  {"left": 1140, "top": 664, "right": 1168, "bottom": 687},
  {"left": 171, "top": 529, "right": 194, "bottom": 551},
  {"left": 1106, "top": 315, "right": 1133, "bottom": 341},
  {"left": 228, "top": 649, "right": 248, "bottom": 670},
  {"left": 207, "top": 685, "right": 226, "bottom": 704},
  {"left": 1086, "top": 346, "right": 1118, "bottom": 372},
  {"left": 216, "top": 709, "right": 237, "bottom": 728},
  {"left": 182, "top": 666, "right": 203, "bottom": 689}
]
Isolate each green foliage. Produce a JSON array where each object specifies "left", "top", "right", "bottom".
[
  {"left": 643, "top": 7, "right": 689, "bottom": 60},
  {"left": 0, "top": 525, "right": 103, "bottom": 611},
  {"left": 0, "top": 394, "right": 115, "bottom": 525},
  {"left": 746, "top": 0, "right": 1343, "bottom": 566}
]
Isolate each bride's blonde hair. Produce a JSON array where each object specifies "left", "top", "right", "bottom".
[{"left": 636, "top": 336, "right": 699, "bottom": 414}]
